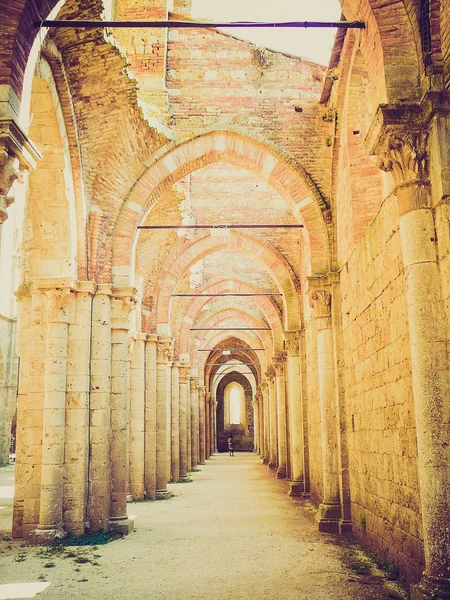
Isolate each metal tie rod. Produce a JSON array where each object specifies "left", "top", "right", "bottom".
[
  {"left": 191, "top": 327, "right": 270, "bottom": 331},
  {"left": 138, "top": 224, "right": 304, "bottom": 229},
  {"left": 206, "top": 363, "right": 257, "bottom": 366},
  {"left": 198, "top": 348, "right": 265, "bottom": 351},
  {"left": 173, "top": 293, "right": 281, "bottom": 297},
  {"left": 40, "top": 20, "right": 365, "bottom": 30}
]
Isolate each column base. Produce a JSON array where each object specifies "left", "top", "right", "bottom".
[
  {"left": 109, "top": 516, "right": 134, "bottom": 535},
  {"left": 276, "top": 467, "right": 287, "bottom": 479},
  {"left": 339, "top": 519, "right": 353, "bottom": 535},
  {"left": 30, "top": 526, "right": 67, "bottom": 545},
  {"left": 155, "top": 488, "right": 171, "bottom": 500},
  {"left": 411, "top": 575, "right": 450, "bottom": 599},
  {"left": 126, "top": 494, "right": 133, "bottom": 502},
  {"left": 268, "top": 461, "right": 277, "bottom": 470},
  {"left": 289, "top": 480, "right": 305, "bottom": 497},
  {"left": 145, "top": 490, "right": 156, "bottom": 501},
  {"left": 315, "top": 502, "right": 341, "bottom": 533},
  {"left": 262, "top": 457, "right": 269, "bottom": 465}
]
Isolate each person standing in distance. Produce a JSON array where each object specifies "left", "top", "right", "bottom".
[{"left": 228, "top": 434, "right": 235, "bottom": 457}]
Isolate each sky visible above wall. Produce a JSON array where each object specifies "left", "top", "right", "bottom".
[{"left": 191, "top": 0, "right": 341, "bottom": 66}]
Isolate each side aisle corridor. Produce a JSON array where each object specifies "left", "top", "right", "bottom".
[{"left": 0, "top": 455, "right": 406, "bottom": 600}]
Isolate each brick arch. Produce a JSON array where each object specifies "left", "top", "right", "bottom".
[
  {"left": 188, "top": 309, "right": 274, "bottom": 359},
  {"left": 197, "top": 333, "right": 268, "bottom": 381},
  {"left": 176, "top": 279, "right": 284, "bottom": 354},
  {"left": 152, "top": 231, "right": 300, "bottom": 331},
  {"left": 340, "top": 0, "right": 422, "bottom": 104},
  {"left": 22, "top": 55, "right": 79, "bottom": 282},
  {"left": 335, "top": 34, "right": 384, "bottom": 265},
  {"left": 112, "top": 129, "right": 330, "bottom": 282}
]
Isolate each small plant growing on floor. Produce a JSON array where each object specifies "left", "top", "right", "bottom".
[
  {"left": 43, "top": 562, "right": 55, "bottom": 568},
  {"left": 359, "top": 515, "right": 367, "bottom": 530}
]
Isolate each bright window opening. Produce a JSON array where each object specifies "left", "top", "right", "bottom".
[{"left": 229, "top": 388, "right": 242, "bottom": 424}]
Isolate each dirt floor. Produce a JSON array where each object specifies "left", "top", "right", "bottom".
[{"left": 0, "top": 453, "right": 408, "bottom": 599}]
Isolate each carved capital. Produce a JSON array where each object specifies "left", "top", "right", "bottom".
[
  {"left": 157, "top": 336, "right": 173, "bottom": 364},
  {"left": 308, "top": 289, "right": 331, "bottom": 318},
  {"left": 260, "top": 381, "right": 268, "bottom": 394},
  {"left": 190, "top": 377, "right": 198, "bottom": 391},
  {"left": 179, "top": 364, "right": 190, "bottom": 380},
  {"left": 0, "top": 119, "right": 41, "bottom": 222},
  {"left": 273, "top": 355, "right": 286, "bottom": 376},
  {"left": 44, "top": 288, "right": 74, "bottom": 324},
  {"left": 376, "top": 130, "right": 429, "bottom": 186},
  {"left": 198, "top": 385, "right": 206, "bottom": 399},
  {"left": 285, "top": 331, "right": 300, "bottom": 356}
]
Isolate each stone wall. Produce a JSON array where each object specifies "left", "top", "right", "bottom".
[{"left": 340, "top": 193, "right": 424, "bottom": 581}]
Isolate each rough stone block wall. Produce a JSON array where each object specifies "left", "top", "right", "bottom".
[{"left": 340, "top": 193, "right": 424, "bottom": 582}]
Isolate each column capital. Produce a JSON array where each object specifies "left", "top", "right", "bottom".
[
  {"left": 146, "top": 333, "right": 158, "bottom": 343},
  {"left": 198, "top": 385, "right": 206, "bottom": 399},
  {"left": 0, "top": 118, "right": 41, "bottom": 222},
  {"left": 285, "top": 330, "right": 300, "bottom": 357},
  {"left": 272, "top": 355, "right": 286, "bottom": 376},
  {"left": 157, "top": 336, "right": 173, "bottom": 364},
  {"left": 308, "top": 288, "right": 331, "bottom": 318},
  {"left": 112, "top": 286, "right": 138, "bottom": 303},
  {"left": 190, "top": 377, "right": 199, "bottom": 391},
  {"left": 260, "top": 381, "right": 269, "bottom": 393},
  {"left": 96, "top": 283, "right": 114, "bottom": 297},
  {"left": 376, "top": 129, "right": 429, "bottom": 188},
  {"left": 179, "top": 364, "right": 191, "bottom": 380},
  {"left": 265, "top": 370, "right": 275, "bottom": 384}
]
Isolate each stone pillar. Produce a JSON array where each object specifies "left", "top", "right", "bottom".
[
  {"left": 285, "top": 331, "right": 306, "bottom": 497},
  {"left": 179, "top": 365, "right": 190, "bottom": 479},
  {"left": 186, "top": 372, "right": 192, "bottom": 472},
  {"left": 64, "top": 282, "right": 96, "bottom": 535},
  {"left": 198, "top": 385, "right": 206, "bottom": 463},
  {"left": 190, "top": 377, "right": 199, "bottom": 467},
  {"left": 144, "top": 335, "right": 158, "bottom": 499},
  {"left": 89, "top": 284, "right": 112, "bottom": 531},
  {"left": 205, "top": 392, "right": 211, "bottom": 460},
  {"left": 273, "top": 357, "right": 287, "bottom": 479},
  {"left": 252, "top": 395, "right": 260, "bottom": 453},
  {"left": 260, "top": 382, "right": 270, "bottom": 464},
  {"left": 129, "top": 333, "right": 146, "bottom": 500},
  {"left": 31, "top": 284, "right": 74, "bottom": 542},
  {"left": 213, "top": 399, "right": 218, "bottom": 454},
  {"left": 376, "top": 128, "right": 450, "bottom": 598},
  {"left": 156, "top": 336, "right": 172, "bottom": 497},
  {"left": 170, "top": 362, "right": 180, "bottom": 482},
  {"left": 266, "top": 372, "right": 277, "bottom": 470},
  {"left": 109, "top": 288, "right": 135, "bottom": 533},
  {"left": 308, "top": 287, "right": 341, "bottom": 533}
]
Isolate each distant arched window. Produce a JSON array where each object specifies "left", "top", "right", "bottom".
[
  {"left": 229, "top": 388, "right": 241, "bottom": 424},
  {"left": 224, "top": 382, "right": 245, "bottom": 428}
]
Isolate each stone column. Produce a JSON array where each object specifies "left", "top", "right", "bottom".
[
  {"left": 64, "top": 282, "right": 96, "bottom": 535},
  {"left": 109, "top": 288, "right": 135, "bottom": 533},
  {"left": 252, "top": 395, "right": 260, "bottom": 453},
  {"left": 89, "top": 284, "right": 112, "bottom": 531},
  {"left": 190, "top": 377, "right": 199, "bottom": 467},
  {"left": 144, "top": 335, "right": 158, "bottom": 499},
  {"left": 179, "top": 365, "right": 190, "bottom": 479},
  {"left": 213, "top": 399, "right": 218, "bottom": 454},
  {"left": 205, "top": 392, "right": 211, "bottom": 460},
  {"left": 309, "top": 287, "right": 341, "bottom": 533},
  {"left": 129, "top": 333, "right": 146, "bottom": 500},
  {"left": 186, "top": 372, "right": 192, "bottom": 472},
  {"left": 198, "top": 385, "right": 206, "bottom": 463},
  {"left": 31, "top": 284, "right": 74, "bottom": 542},
  {"left": 260, "top": 382, "right": 270, "bottom": 464},
  {"left": 266, "top": 372, "right": 277, "bottom": 470},
  {"left": 156, "top": 336, "right": 172, "bottom": 497},
  {"left": 376, "top": 128, "right": 450, "bottom": 598},
  {"left": 285, "top": 331, "right": 306, "bottom": 497},
  {"left": 273, "top": 356, "right": 287, "bottom": 479},
  {"left": 170, "top": 362, "right": 180, "bottom": 482}
]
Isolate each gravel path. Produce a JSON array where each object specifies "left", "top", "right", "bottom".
[{"left": 0, "top": 454, "right": 404, "bottom": 599}]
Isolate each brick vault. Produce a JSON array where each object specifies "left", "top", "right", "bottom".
[{"left": 0, "top": 1, "right": 450, "bottom": 598}]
